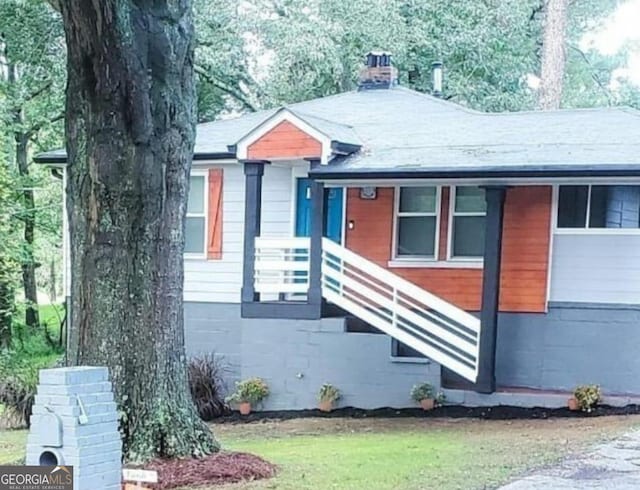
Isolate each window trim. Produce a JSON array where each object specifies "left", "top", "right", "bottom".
[
  {"left": 184, "top": 170, "right": 209, "bottom": 259},
  {"left": 447, "top": 186, "right": 486, "bottom": 262},
  {"left": 391, "top": 185, "right": 441, "bottom": 261},
  {"left": 554, "top": 184, "right": 640, "bottom": 235}
]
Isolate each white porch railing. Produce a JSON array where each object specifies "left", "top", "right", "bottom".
[
  {"left": 252, "top": 235, "right": 481, "bottom": 382},
  {"left": 321, "top": 238, "right": 481, "bottom": 382},
  {"left": 254, "top": 237, "right": 311, "bottom": 295}
]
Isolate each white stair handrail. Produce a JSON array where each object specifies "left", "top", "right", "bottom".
[
  {"left": 322, "top": 238, "right": 480, "bottom": 333},
  {"left": 321, "top": 237, "right": 481, "bottom": 382}
]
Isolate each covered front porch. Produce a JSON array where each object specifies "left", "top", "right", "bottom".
[{"left": 240, "top": 159, "right": 514, "bottom": 393}]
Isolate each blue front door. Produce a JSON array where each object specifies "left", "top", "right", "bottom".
[{"left": 295, "top": 178, "right": 343, "bottom": 243}]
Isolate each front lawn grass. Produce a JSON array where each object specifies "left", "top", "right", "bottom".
[
  {"left": 2, "top": 416, "right": 638, "bottom": 489},
  {"left": 209, "top": 416, "right": 640, "bottom": 489},
  {"left": 0, "top": 430, "right": 27, "bottom": 464}
]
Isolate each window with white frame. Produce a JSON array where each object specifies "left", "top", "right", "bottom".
[
  {"left": 557, "top": 185, "right": 640, "bottom": 229},
  {"left": 185, "top": 174, "right": 207, "bottom": 255},
  {"left": 449, "top": 186, "right": 486, "bottom": 258},
  {"left": 394, "top": 186, "right": 439, "bottom": 258}
]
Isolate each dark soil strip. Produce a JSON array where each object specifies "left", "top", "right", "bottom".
[{"left": 215, "top": 404, "right": 640, "bottom": 423}]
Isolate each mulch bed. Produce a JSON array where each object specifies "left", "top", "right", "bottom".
[
  {"left": 215, "top": 404, "right": 640, "bottom": 423},
  {"left": 139, "top": 451, "right": 277, "bottom": 489}
]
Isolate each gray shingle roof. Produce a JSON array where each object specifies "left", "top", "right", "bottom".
[{"left": 35, "top": 86, "right": 640, "bottom": 177}]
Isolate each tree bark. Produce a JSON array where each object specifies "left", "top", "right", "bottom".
[
  {"left": 59, "top": 0, "right": 217, "bottom": 462},
  {"left": 14, "top": 133, "right": 40, "bottom": 329},
  {"left": 538, "top": 0, "right": 569, "bottom": 110},
  {"left": 49, "top": 257, "right": 57, "bottom": 303},
  {"left": 0, "top": 256, "right": 14, "bottom": 350}
]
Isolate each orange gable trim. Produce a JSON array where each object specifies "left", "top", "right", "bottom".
[
  {"left": 345, "top": 186, "right": 552, "bottom": 313},
  {"left": 247, "top": 120, "right": 322, "bottom": 160},
  {"left": 207, "top": 168, "right": 223, "bottom": 260}
]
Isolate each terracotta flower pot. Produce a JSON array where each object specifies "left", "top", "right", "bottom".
[
  {"left": 568, "top": 397, "right": 580, "bottom": 411},
  {"left": 318, "top": 400, "right": 333, "bottom": 412},
  {"left": 239, "top": 402, "right": 252, "bottom": 415},
  {"left": 420, "top": 398, "right": 435, "bottom": 411}
]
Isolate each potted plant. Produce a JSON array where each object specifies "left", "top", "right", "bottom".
[
  {"left": 225, "top": 377, "right": 269, "bottom": 415},
  {"left": 572, "top": 384, "right": 602, "bottom": 413},
  {"left": 317, "top": 383, "right": 341, "bottom": 412},
  {"left": 411, "top": 382, "right": 436, "bottom": 411}
]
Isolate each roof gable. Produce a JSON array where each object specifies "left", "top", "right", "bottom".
[
  {"left": 235, "top": 107, "right": 360, "bottom": 164},
  {"left": 246, "top": 119, "right": 323, "bottom": 160}
]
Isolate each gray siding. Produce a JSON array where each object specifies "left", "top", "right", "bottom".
[
  {"left": 186, "top": 301, "right": 640, "bottom": 409},
  {"left": 184, "top": 163, "right": 295, "bottom": 303},
  {"left": 550, "top": 233, "right": 640, "bottom": 304},
  {"left": 184, "top": 302, "right": 440, "bottom": 410},
  {"left": 497, "top": 303, "right": 640, "bottom": 395}
]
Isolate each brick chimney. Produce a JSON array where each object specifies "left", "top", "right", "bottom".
[{"left": 358, "top": 51, "right": 398, "bottom": 90}]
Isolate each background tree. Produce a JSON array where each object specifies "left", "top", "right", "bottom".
[
  {"left": 539, "top": 0, "right": 570, "bottom": 109},
  {"left": 0, "top": 0, "right": 65, "bottom": 328},
  {"left": 235, "top": 0, "right": 636, "bottom": 113},
  {"left": 194, "top": 0, "right": 261, "bottom": 120},
  {"left": 0, "top": 160, "right": 18, "bottom": 349},
  {"left": 58, "top": 0, "right": 217, "bottom": 461}
]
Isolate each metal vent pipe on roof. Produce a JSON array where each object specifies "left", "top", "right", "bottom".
[{"left": 432, "top": 61, "right": 443, "bottom": 97}]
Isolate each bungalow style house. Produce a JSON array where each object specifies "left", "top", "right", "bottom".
[{"left": 37, "top": 53, "right": 640, "bottom": 410}]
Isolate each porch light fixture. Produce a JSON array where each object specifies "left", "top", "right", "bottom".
[
  {"left": 432, "top": 61, "right": 443, "bottom": 97},
  {"left": 360, "top": 186, "right": 377, "bottom": 200}
]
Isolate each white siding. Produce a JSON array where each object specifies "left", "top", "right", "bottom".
[
  {"left": 550, "top": 234, "right": 640, "bottom": 304},
  {"left": 184, "top": 163, "right": 295, "bottom": 303},
  {"left": 62, "top": 163, "right": 298, "bottom": 304}
]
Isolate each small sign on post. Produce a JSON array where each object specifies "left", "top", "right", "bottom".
[{"left": 122, "top": 468, "right": 158, "bottom": 490}]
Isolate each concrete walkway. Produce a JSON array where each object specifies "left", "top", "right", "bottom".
[{"left": 500, "top": 430, "right": 640, "bottom": 489}]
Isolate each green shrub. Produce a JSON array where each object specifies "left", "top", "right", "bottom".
[
  {"left": 188, "top": 354, "right": 230, "bottom": 421},
  {"left": 0, "top": 354, "right": 51, "bottom": 427},
  {"left": 0, "top": 304, "right": 64, "bottom": 427},
  {"left": 574, "top": 384, "right": 602, "bottom": 413},
  {"left": 410, "top": 382, "right": 435, "bottom": 402},
  {"left": 226, "top": 377, "right": 269, "bottom": 406},
  {"left": 318, "top": 383, "right": 341, "bottom": 403}
]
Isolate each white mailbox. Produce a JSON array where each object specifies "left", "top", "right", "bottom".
[{"left": 26, "top": 366, "right": 122, "bottom": 490}]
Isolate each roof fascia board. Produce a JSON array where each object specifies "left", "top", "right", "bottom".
[
  {"left": 35, "top": 151, "right": 237, "bottom": 166},
  {"left": 191, "top": 158, "right": 238, "bottom": 166},
  {"left": 33, "top": 155, "right": 67, "bottom": 165},
  {"left": 235, "top": 108, "right": 332, "bottom": 165},
  {"left": 193, "top": 152, "right": 237, "bottom": 160},
  {"left": 315, "top": 175, "right": 640, "bottom": 187},
  {"left": 311, "top": 167, "right": 640, "bottom": 181}
]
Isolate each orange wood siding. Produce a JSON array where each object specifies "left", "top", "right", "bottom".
[
  {"left": 499, "top": 186, "right": 552, "bottom": 312},
  {"left": 345, "top": 186, "right": 552, "bottom": 313},
  {"left": 247, "top": 120, "right": 322, "bottom": 160},
  {"left": 207, "top": 168, "right": 223, "bottom": 260},
  {"left": 438, "top": 187, "right": 450, "bottom": 261}
]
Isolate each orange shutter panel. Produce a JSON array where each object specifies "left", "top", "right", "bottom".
[{"left": 207, "top": 168, "right": 223, "bottom": 260}]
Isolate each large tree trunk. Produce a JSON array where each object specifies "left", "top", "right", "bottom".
[
  {"left": 538, "top": 0, "right": 569, "bottom": 110},
  {"left": 59, "top": 1, "right": 217, "bottom": 462},
  {"left": 15, "top": 134, "right": 40, "bottom": 329}
]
